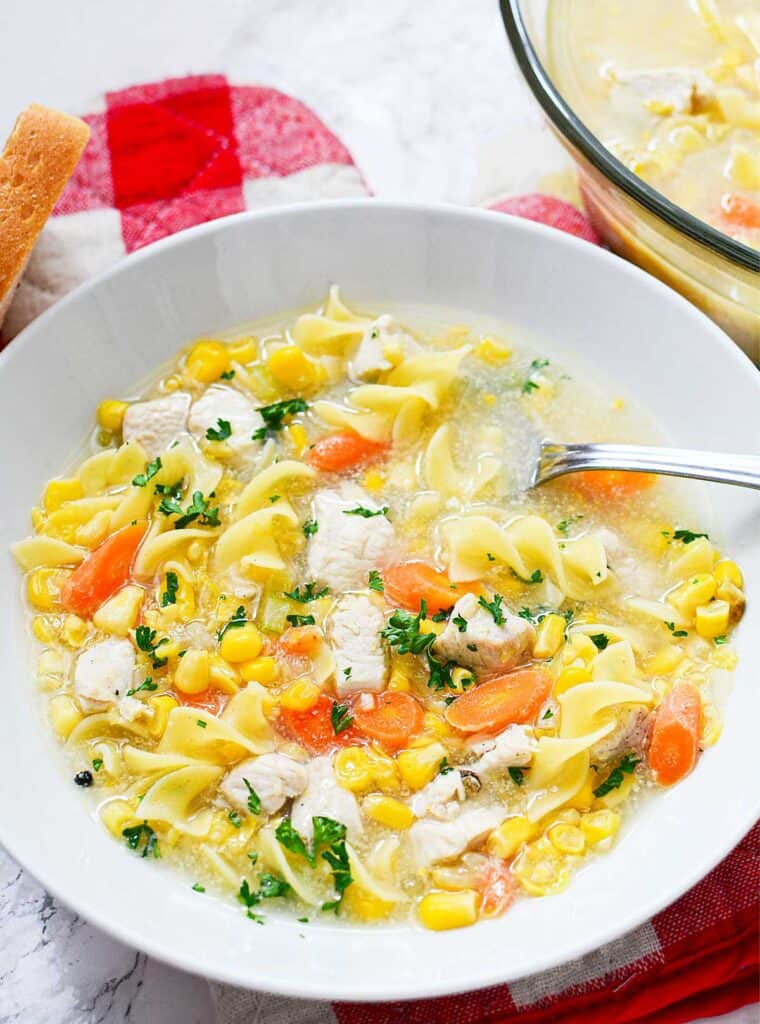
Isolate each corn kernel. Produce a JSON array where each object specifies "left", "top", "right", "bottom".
[
  {"left": 287, "top": 423, "right": 309, "bottom": 456},
  {"left": 344, "top": 886, "right": 395, "bottom": 921},
  {"left": 239, "top": 656, "right": 279, "bottom": 686},
  {"left": 27, "top": 568, "right": 69, "bottom": 611},
  {"left": 695, "top": 599, "right": 730, "bottom": 639},
  {"left": 186, "top": 340, "right": 230, "bottom": 383},
  {"left": 475, "top": 337, "right": 512, "bottom": 365},
  {"left": 62, "top": 614, "right": 90, "bottom": 648},
  {"left": 701, "top": 702, "right": 722, "bottom": 747},
  {"left": 268, "top": 345, "right": 324, "bottom": 391},
  {"left": 580, "top": 809, "right": 620, "bottom": 844},
  {"left": 554, "top": 664, "right": 592, "bottom": 695},
  {"left": 96, "top": 400, "right": 128, "bottom": 434},
  {"left": 533, "top": 614, "right": 566, "bottom": 659},
  {"left": 562, "top": 633, "right": 597, "bottom": 665},
  {"left": 548, "top": 823, "right": 586, "bottom": 855},
  {"left": 387, "top": 665, "right": 412, "bottom": 692},
  {"left": 513, "top": 846, "right": 569, "bottom": 897},
  {"left": 92, "top": 584, "right": 144, "bottom": 637},
  {"left": 174, "top": 649, "right": 210, "bottom": 694},
  {"left": 397, "top": 741, "right": 447, "bottom": 790},
  {"left": 280, "top": 677, "right": 321, "bottom": 712},
  {"left": 363, "top": 469, "right": 385, "bottom": 492},
  {"left": 364, "top": 794, "right": 415, "bottom": 830},
  {"left": 449, "top": 666, "right": 476, "bottom": 694},
  {"left": 227, "top": 337, "right": 258, "bottom": 364},
  {"left": 49, "top": 695, "right": 83, "bottom": 739},
  {"left": 100, "top": 799, "right": 138, "bottom": 838},
  {"left": 611, "top": 397, "right": 625, "bottom": 410},
  {"left": 422, "top": 711, "right": 452, "bottom": 738},
  {"left": 418, "top": 890, "right": 479, "bottom": 930},
  {"left": 334, "top": 747, "right": 375, "bottom": 792},
  {"left": 33, "top": 615, "right": 59, "bottom": 644},
  {"left": 487, "top": 815, "right": 537, "bottom": 859},
  {"left": 668, "top": 574, "right": 717, "bottom": 618},
  {"left": 206, "top": 654, "right": 240, "bottom": 694},
  {"left": 44, "top": 477, "right": 84, "bottom": 512},
  {"left": 366, "top": 746, "right": 401, "bottom": 793},
  {"left": 714, "top": 560, "right": 743, "bottom": 589},
  {"left": 219, "top": 622, "right": 263, "bottom": 663},
  {"left": 646, "top": 645, "right": 685, "bottom": 676},
  {"left": 483, "top": 393, "right": 496, "bottom": 406},
  {"left": 147, "top": 694, "right": 179, "bottom": 739}
]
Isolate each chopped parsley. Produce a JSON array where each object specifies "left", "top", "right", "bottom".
[
  {"left": 368, "top": 570, "right": 384, "bottom": 592},
  {"left": 92, "top": 757, "right": 103, "bottom": 773},
  {"left": 478, "top": 593, "right": 506, "bottom": 626},
  {"left": 253, "top": 397, "right": 308, "bottom": 440},
  {"left": 217, "top": 605, "right": 247, "bottom": 641},
  {"left": 243, "top": 778, "right": 261, "bottom": 815},
  {"left": 228, "top": 810, "right": 243, "bottom": 828},
  {"left": 556, "top": 514, "right": 583, "bottom": 535},
  {"left": 247, "top": 852, "right": 258, "bottom": 864},
  {"left": 205, "top": 417, "right": 232, "bottom": 442},
  {"left": 427, "top": 651, "right": 456, "bottom": 691},
  {"left": 431, "top": 607, "right": 453, "bottom": 622},
  {"left": 671, "top": 529, "right": 709, "bottom": 545},
  {"left": 134, "top": 626, "right": 170, "bottom": 669},
  {"left": 521, "top": 358, "right": 550, "bottom": 394},
  {"left": 512, "top": 568, "right": 543, "bottom": 584},
  {"left": 126, "top": 676, "right": 157, "bottom": 697},
  {"left": 196, "top": 719, "right": 207, "bottom": 729},
  {"left": 342, "top": 505, "right": 389, "bottom": 518},
  {"left": 302, "top": 519, "right": 318, "bottom": 537},
  {"left": 274, "top": 816, "right": 353, "bottom": 912},
  {"left": 122, "top": 822, "right": 160, "bottom": 859},
  {"left": 343, "top": 667, "right": 352, "bottom": 678},
  {"left": 192, "top": 883, "right": 205, "bottom": 893},
  {"left": 159, "top": 489, "right": 220, "bottom": 529},
  {"left": 508, "top": 767, "right": 524, "bottom": 786},
  {"left": 542, "top": 708, "right": 554, "bottom": 721},
  {"left": 593, "top": 754, "right": 640, "bottom": 798},
  {"left": 452, "top": 614, "right": 468, "bottom": 632},
  {"left": 331, "top": 701, "right": 354, "bottom": 735},
  {"left": 590, "top": 633, "right": 609, "bottom": 651},
  {"left": 714, "top": 635, "right": 729, "bottom": 646},
  {"left": 283, "top": 582, "right": 328, "bottom": 603},
  {"left": 286, "top": 613, "right": 316, "bottom": 627},
  {"left": 438, "top": 757, "right": 453, "bottom": 776},
  {"left": 132, "top": 457, "right": 162, "bottom": 487},
  {"left": 161, "top": 570, "right": 179, "bottom": 607},
  {"left": 220, "top": 369, "right": 236, "bottom": 380},
  {"left": 269, "top": 494, "right": 280, "bottom": 503},
  {"left": 664, "top": 621, "right": 689, "bottom": 638},
  {"left": 275, "top": 818, "right": 314, "bottom": 864},
  {"left": 381, "top": 603, "right": 436, "bottom": 655},
  {"left": 486, "top": 552, "right": 496, "bottom": 562},
  {"left": 259, "top": 873, "right": 292, "bottom": 899}
]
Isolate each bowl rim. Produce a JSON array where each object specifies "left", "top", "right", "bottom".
[
  {"left": 1, "top": 199, "right": 759, "bottom": 1002},
  {"left": 499, "top": 0, "right": 760, "bottom": 274}
]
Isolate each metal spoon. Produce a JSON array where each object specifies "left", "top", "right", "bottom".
[{"left": 531, "top": 441, "right": 760, "bottom": 490}]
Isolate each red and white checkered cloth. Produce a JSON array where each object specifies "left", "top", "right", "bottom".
[{"left": 4, "top": 74, "right": 758, "bottom": 1024}]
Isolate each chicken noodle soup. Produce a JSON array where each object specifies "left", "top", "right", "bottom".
[
  {"left": 14, "top": 290, "right": 744, "bottom": 930},
  {"left": 548, "top": 0, "right": 760, "bottom": 249}
]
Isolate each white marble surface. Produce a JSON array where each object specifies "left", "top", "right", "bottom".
[{"left": 0, "top": 2, "right": 753, "bottom": 1022}]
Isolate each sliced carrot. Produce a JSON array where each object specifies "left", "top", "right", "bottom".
[
  {"left": 568, "top": 470, "right": 655, "bottom": 502},
  {"left": 721, "top": 193, "right": 760, "bottom": 230},
  {"left": 478, "top": 858, "right": 518, "bottom": 919},
  {"left": 277, "top": 625, "right": 323, "bottom": 658},
  {"left": 279, "top": 693, "right": 359, "bottom": 754},
  {"left": 445, "top": 667, "right": 552, "bottom": 736},
  {"left": 351, "top": 691, "right": 425, "bottom": 752},
  {"left": 173, "top": 687, "right": 227, "bottom": 715},
  {"left": 59, "top": 522, "right": 147, "bottom": 618},
  {"left": 306, "top": 430, "right": 389, "bottom": 473},
  {"left": 383, "top": 561, "right": 464, "bottom": 615},
  {"left": 649, "top": 681, "right": 702, "bottom": 787}
]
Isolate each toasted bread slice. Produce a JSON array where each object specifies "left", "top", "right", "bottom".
[{"left": 0, "top": 105, "right": 89, "bottom": 326}]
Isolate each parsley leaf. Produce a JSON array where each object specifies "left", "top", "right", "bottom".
[
  {"left": 132, "top": 457, "right": 162, "bottom": 487},
  {"left": 134, "top": 626, "right": 169, "bottom": 668},
  {"left": 259, "top": 873, "right": 292, "bottom": 899},
  {"left": 521, "top": 358, "right": 550, "bottom": 394},
  {"left": 192, "top": 883, "right": 205, "bottom": 893},
  {"left": 381, "top": 604, "right": 436, "bottom": 655},
  {"left": 253, "top": 398, "right": 308, "bottom": 439},
  {"left": 276, "top": 818, "right": 315, "bottom": 866},
  {"left": 590, "top": 633, "right": 609, "bottom": 650},
  {"left": 283, "top": 582, "right": 328, "bottom": 603},
  {"left": 159, "top": 489, "right": 220, "bottom": 529},
  {"left": 286, "top": 613, "right": 316, "bottom": 627},
  {"left": 672, "top": 529, "right": 709, "bottom": 545},
  {"left": 243, "top": 778, "right": 261, "bottom": 815},
  {"left": 220, "top": 369, "right": 235, "bottom": 380},
  {"left": 593, "top": 753, "right": 640, "bottom": 798},
  {"left": 312, "top": 816, "right": 346, "bottom": 850},
  {"left": 161, "top": 570, "right": 179, "bottom": 607},
  {"left": 331, "top": 701, "right": 354, "bottom": 735},
  {"left": 237, "top": 879, "right": 260, "bottom": 908},
  {"left": 302, "top": 519, "right": 318, "bottom": 537},
  {"left": 556, "top": 514, "right": 583, "bottom": 535},
  {"left": 664, "top": 621, "right": 689, "bottom": 638},
  {"left": 228, "top": 810, "right": 243, "bottom": 828},
  {"left": 92, "top": 757, "right": 103, "bottom": 772},
  {"left": 508, "top": 767, "right": 524, "bottom": 786},
  {"left": 342, "top": 505, "right": 389, "bottom": 519},
  {"left": 431, "top": 607, "right": 453, "bottom": 622},
  {"left": 205, "top": 417, "right": 232, "bottom": 442},
  {"left": 368, "top": 570, "right": 384, "bottom": 592},
  {"left": 714, "top": 635, "right": 728, "bottom": 646},
  {"left": 218, "top": 605, "right": 247, "bottom": 641},
  {"left": 426, "top": 651, "right": 456, "bottom": 691},
  {"left": 126, "top": 676, "right": 157, "bottom": 697},
  {"left": 478, "top": 593, "right": 506, "bottom": 626},
  {"left": 122, "top": 821, "right": 160, "bottom": 858},
  {"left": 321, "top": 837, "right": 352, "bottom": 907},
  {"left": 453, "top": 614, "right": 468, "bottom": 632},
  {"left": 438, "top": 757, "right": 453, "bottom": 776}
]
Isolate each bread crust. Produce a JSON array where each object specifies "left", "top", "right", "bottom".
[{"left": 0, "top": 104, "right": 89, "bottom": 322}]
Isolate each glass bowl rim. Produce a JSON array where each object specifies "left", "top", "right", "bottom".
[{"left": 499, "top": 0, "right": 760, "bottom": 274}]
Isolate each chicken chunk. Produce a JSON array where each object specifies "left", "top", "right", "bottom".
[
  {"left": 220, "top": 753, "right": 308, "bottom": 816},
  {"left": 291, "top": 755, "right": 363, "bottom": 842},
  {"left": 407, "top": 805, "right": 505, "bottom": 869},
  {"left": 74, "top": 638, "right": 136, "bottom": 713},
  {"left": 306, "top": 484, "right": 396, "bottom": 592},
  {"left": 349, "top": 315, "right": 418, "bottom": 382},
  {"left": 187, "top": 386, "right": 263, "bottom": 452},
  {"left": 433, "top": 592, "right": 535, "bottom": 676},
  {"left": 611, "top": 68, "right": 713, "bottom": 117},
  {"left": 590, "top": 705, "right": 651, "bottom": 765},
  {"left": 409, "top": 769, "right": 465, "bottom": 820},
  {"left": 122, "top": 392, "right": 190, "bottom": 458},
  {"left": 328, "top": 594, "right": 387, "bottom": 695},
  {"left": 468, "top": 724, "right": 536, "bottom": 777}
]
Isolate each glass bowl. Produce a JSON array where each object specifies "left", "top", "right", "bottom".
[{"left": 500, "top": 0, "right": 760, "bottom": 361}]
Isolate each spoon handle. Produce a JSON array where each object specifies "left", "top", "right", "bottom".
[{"left": 533, "top": 442, "right": 760, "bottom": 490}]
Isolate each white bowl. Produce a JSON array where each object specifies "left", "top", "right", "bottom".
[{"left": 1, "top": 201, "right": 758, "bottom": 1002}]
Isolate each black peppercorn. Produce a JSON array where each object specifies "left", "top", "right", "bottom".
[{"left": 74, "top": 770, "right": 93, "bottom": 787}]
